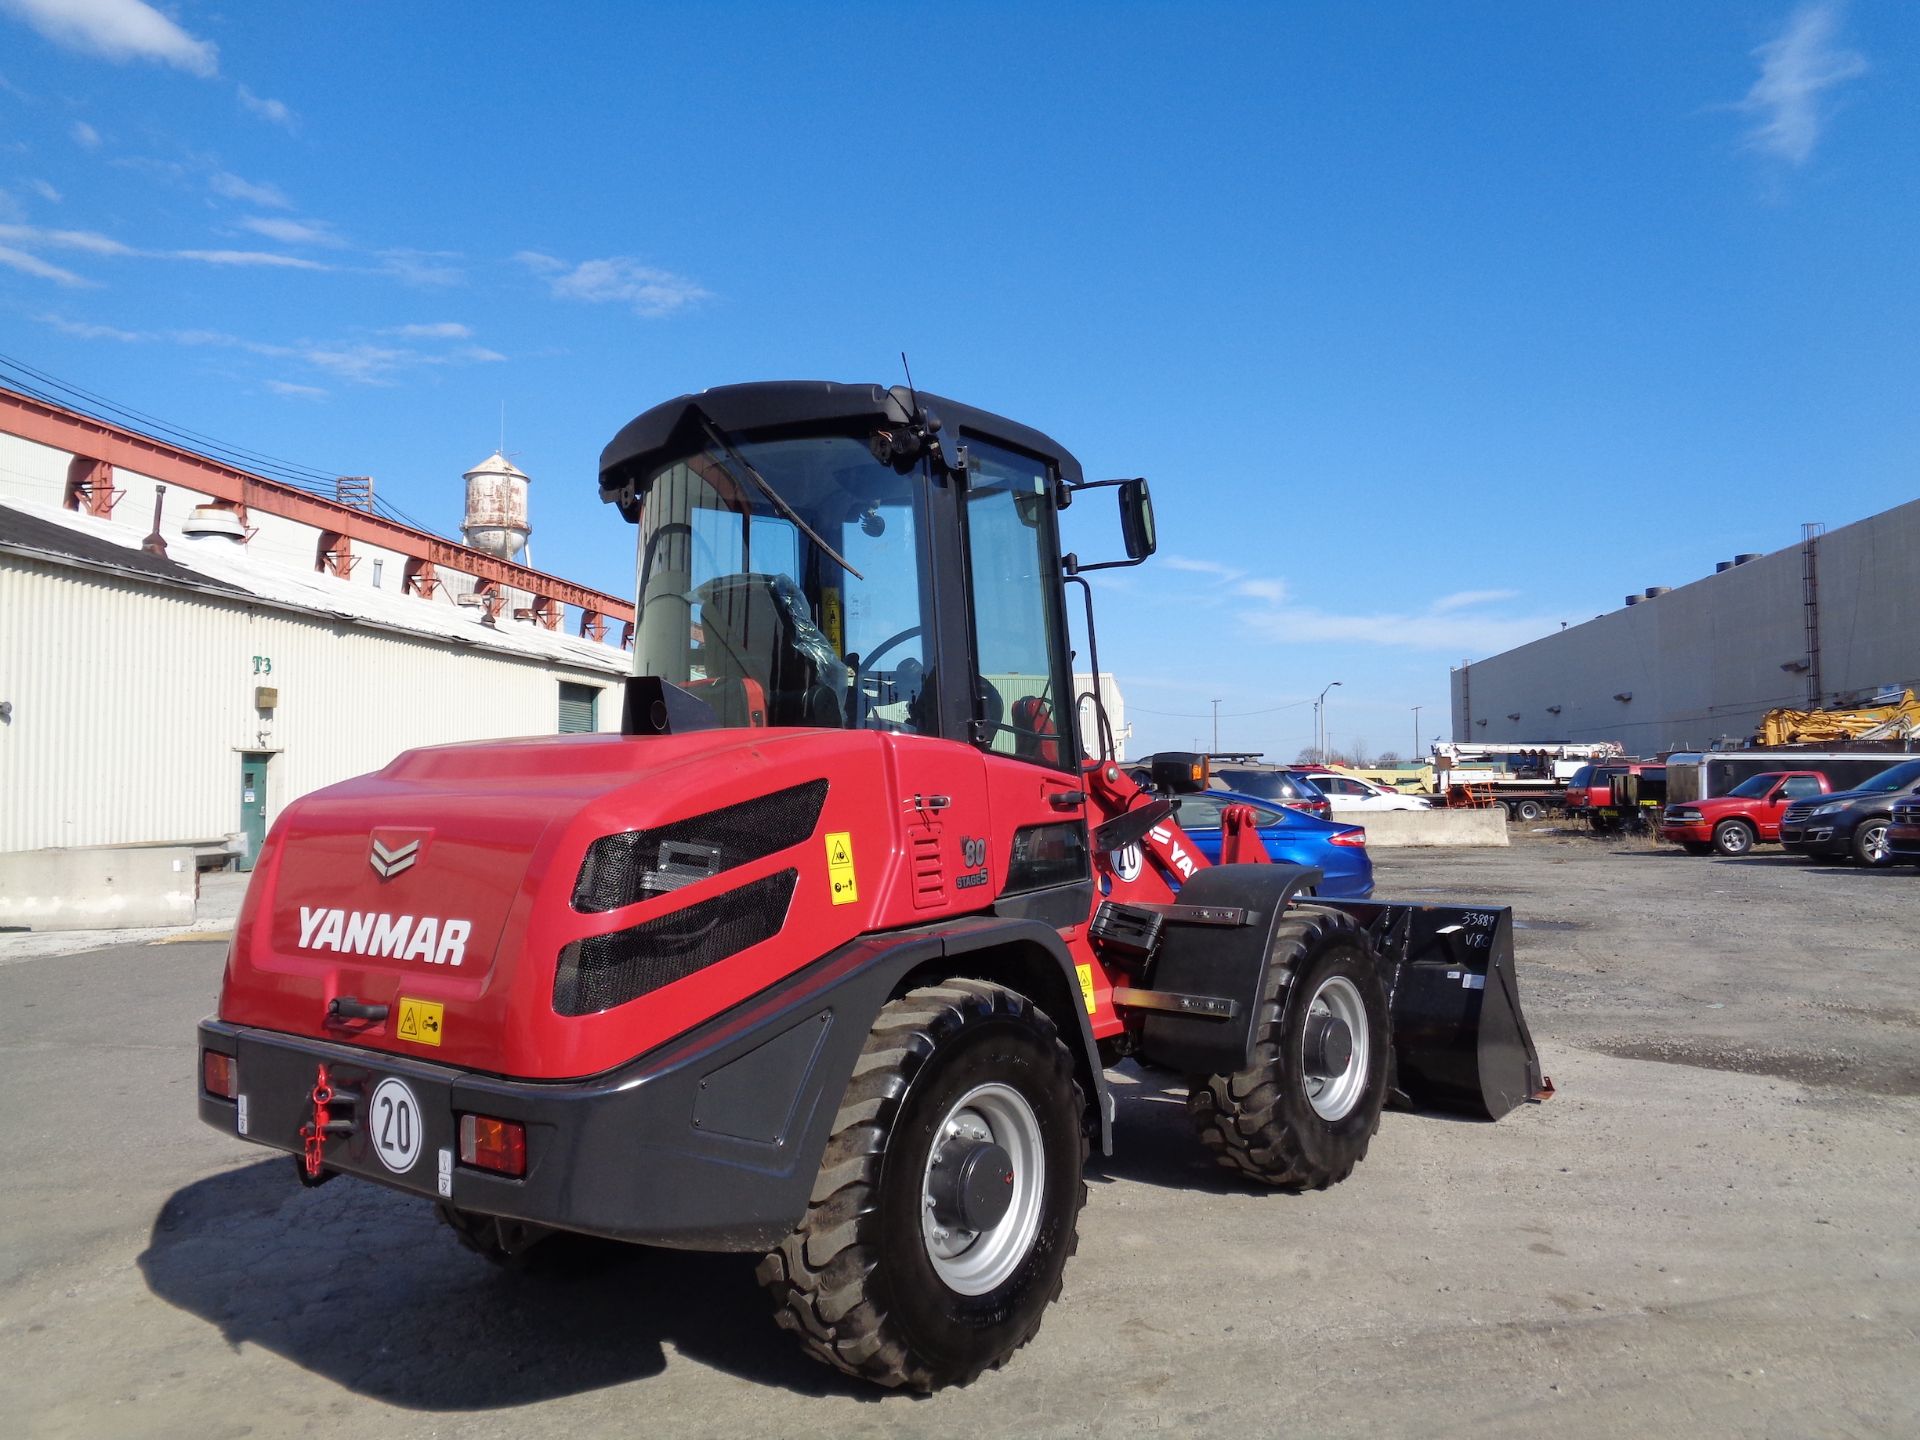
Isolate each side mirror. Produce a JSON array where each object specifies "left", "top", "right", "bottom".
[{"left": 1119, "top": 477, "right": 1157, "bottom": 561}]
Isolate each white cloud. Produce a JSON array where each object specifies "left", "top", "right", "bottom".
[
  {"left": 0, "top": 243, "right": 89, "bottom": 285},
  {"left": 237, "top": 84, "right": 295, "bottom": 129},
  {"left": 516, "top": 251, "right": 710, "bottom": 317},
  {"left": 238, "top": 215, "right": 345, "bottom": 248},
  {"left": 1430, "top": 588, "right": 1521, "bottom": 613},
  {"left": 457, "top": 345, "right": 506, "bottom": 363},
  {"left": 377, "top": 248, "right": 464, "bottom": 287},
  {"left": 1234, "top": 578, "right": 1291, "bottom": 604},
  {"left": 209, "top": 171, "right": 291, "bottom": 209},
  {"left": 1159, "top": 554, "right": 1244, "bottom": 579},
  {"left": 382, "top": 321, "right": 472, "bottom": 339},
  {"left": 1738, "top": 3, "right": 1866, "bottom": 166},
  {"left": 1242, "top": 605, "right": 1571, "bottom": 656},
  {"left": 0, "top": 222, "right": 134, "bottom": 254},
  {"left": 265, "top": 379, "right": 327, "bottom": 399},
  {"left": 38, "top": 312, "right": 145, "bottom": 339},
  {"left": 70, "top": 120, "right": 101, "bottom": 149},
  {"left": 0, "top": 0, "right": 217, "bottom": 77},
  {"left": 171, "top": 248, "right": 331, "bottom": 270},
  {"left": 28, "top": 178, "right": 60, "bottom": 202}
]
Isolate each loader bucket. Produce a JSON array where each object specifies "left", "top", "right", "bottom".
[{"left": 1319, "top": 900, "right": 1548, "bottom": 1120}]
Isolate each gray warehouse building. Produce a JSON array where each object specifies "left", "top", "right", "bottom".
[{"left": 1451, "top": 499, "right": 1920, "bottom": 754}]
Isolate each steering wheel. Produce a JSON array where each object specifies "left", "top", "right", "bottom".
[{"left": 851, "top": 625, "right": 924, "bottom": 724}]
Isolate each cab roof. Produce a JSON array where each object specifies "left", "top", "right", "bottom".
[{"left": 598, "top": 380, "right": 1085, "bottom": 513}]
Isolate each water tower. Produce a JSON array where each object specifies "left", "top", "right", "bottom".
[{"left": 461, "top": 451, "right": 531, "bottom": 561}]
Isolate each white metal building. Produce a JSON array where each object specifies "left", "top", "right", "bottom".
[
  {"left": 0, "top": 386, "right": 635, "bottom": 863},
  {"left": 1450, "top": 500, "right": 1920, "bottom": 753}
]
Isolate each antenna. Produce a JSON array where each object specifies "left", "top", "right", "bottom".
[
  {"left": 499, "top": 400, "right": 505, "bottom": 456},
  {"left": 899, "top": 351, "right": 921, "bottom": 419}
]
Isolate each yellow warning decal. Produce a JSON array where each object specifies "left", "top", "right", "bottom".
[
  {"left": 820, "top": 587, "right": 844, "bottom": 655},
  {"left": 1075, "top": 962, "right": 1097, "bottom": 1015},
  {"left": 395, "top": 997, "right": 444, "bottom": 1047},
  {"left": 825, "top": 831, "right": 859, "bottom": 905}
]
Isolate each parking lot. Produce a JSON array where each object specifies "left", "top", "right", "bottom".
[{"left": 3, "top": 831, "right": 1916, "bottom": 1439}]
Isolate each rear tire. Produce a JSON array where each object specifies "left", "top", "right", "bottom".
[
  {"left": 1713, "top": 819, "right": 1755, "bottom": 857},
  {"left": 1515, "top": 800, "right": 1545, "bottom": 822},
  {"left": 1589, "top": 814, "right": 1618, "bottom": 834},
  {"left": 1188, "top": 906, "right": 1389, "bottom": 1190},
  {"left": 1852, "top": 820, "right": 1893, "bottom": 867},
  {"left": 435, "top": 1204, "right": 553, "bottom": 1269},
  {"left": 757, "top": 980, "right": 1086, "bottom": 1391}
]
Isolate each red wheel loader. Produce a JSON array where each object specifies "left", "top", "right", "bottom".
[{"left": 197, "top": 381, "right": 1547, "bottom": 1390}]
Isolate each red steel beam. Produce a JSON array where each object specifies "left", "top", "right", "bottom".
[{"left": 1, "top": 385, "right": 634, "bottom": 622}]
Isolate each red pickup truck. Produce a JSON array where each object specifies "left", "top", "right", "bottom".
[{"left": 1658, "top": 770, "right": 1830, "bottom": 856}]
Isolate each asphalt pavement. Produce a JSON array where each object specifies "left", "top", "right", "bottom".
[{"left": 1, "top": 833, "right": 1915, "bottom": 1438}]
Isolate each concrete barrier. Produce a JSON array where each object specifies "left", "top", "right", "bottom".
[
  {"left": 1330, "top": 808, "right": 1509, "bottom": 848},
  {"left": 0, "top": 846, "right": 198, "bottom": 931}
]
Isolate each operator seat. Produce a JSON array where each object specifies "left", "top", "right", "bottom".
[{"left": 696, "top": 573, "right": 847, "bottom": 728}]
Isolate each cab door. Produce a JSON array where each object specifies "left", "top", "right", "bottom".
[
  {"left": 956, "top": 437, "right": 1091, "bottom": 931},
  {"left": 1763, "top": 775, "right": 1824, "bottom": 839}
]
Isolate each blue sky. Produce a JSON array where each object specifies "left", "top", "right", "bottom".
[{"left": 2, "top": 1, "right": 1914, "bottom": 761}]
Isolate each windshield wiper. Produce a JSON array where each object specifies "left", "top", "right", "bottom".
[{"left": 695, "top": 415, "right": 864, "bottom": 581}]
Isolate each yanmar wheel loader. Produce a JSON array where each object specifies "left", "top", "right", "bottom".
[{"left": 197, "top": 381, "right": 1547, "bottom": 1391}]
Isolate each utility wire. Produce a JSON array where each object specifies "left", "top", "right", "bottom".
[{"left": 1130, "top": 696, "right": 1317, "bottom": 720}]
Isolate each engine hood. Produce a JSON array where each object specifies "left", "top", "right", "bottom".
[{"left": 217, "top": 728, "right": 987, "bottom": 1078}]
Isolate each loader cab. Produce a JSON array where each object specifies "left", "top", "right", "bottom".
[{"left": 599, "top": 382, "right": 1100, "bottom": 771}]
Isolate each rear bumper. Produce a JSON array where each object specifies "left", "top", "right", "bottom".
[{"left": 197, "top": 1010, "right": 838, "bottom": 1251}]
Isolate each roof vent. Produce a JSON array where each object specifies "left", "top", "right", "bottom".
[
  {"left": 1715, "top": 560, "right": 1734, "bottom": 573},
  {"left": 1624, "top": 594, "right": 1641, "bottom": 606},
  {"left": 180, "top": 503, "right": 246, "bottom": 543},
  {"left": 1734, "top": 552, "right": 1761, "bottom": 565},
  {"left": 1644, "top": 586, "right": 1670, "bottom": 599}
]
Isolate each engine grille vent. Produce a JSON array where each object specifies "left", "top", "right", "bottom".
[
  {"left": 553, "top": 868, "right": 798, "bottom": 1016},
  {"left": 572, "top": 779, "right": 827, "bottom": 914},
  {"left": 910, "top": 828, "right": 945, "bottom": 909}
]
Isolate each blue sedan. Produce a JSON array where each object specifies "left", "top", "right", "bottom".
[{"left": 1171, "top": 788, "right": 1374, "bottom": 899}]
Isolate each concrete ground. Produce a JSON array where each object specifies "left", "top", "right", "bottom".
[{"left": 1, "top": 831, "right": 1915, "bottom": 1438}]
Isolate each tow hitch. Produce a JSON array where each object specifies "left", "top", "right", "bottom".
[{"left": 297, "top": 1062, "right": 357, "bottom": 1186}]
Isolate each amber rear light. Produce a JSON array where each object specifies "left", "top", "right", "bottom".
[
  {"left": 459, "top": 1114, "right": 527, "bottom": 1177},
  {"left": 202, "top": 1050, "right": 237, "bottom": 1100}
]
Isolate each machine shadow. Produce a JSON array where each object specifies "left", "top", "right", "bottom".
[
  {"left": 1090, "top": 1064, "right": 1274, "bottom": 1195},
  {"left": 139, "top": 1159, "right": 877, "bottom": 1409}
]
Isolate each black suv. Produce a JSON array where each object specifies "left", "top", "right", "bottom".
[{"left": 1778, "top": 757, "right": 1920, "bottom": 867}]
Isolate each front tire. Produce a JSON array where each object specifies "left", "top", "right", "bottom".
[
  {"left": 757, "top": 981, "right": 1086, "bottom": 1391},
  {"left": 1188, "top": 906, "right": 1390, "bottom": 1190},
  {"left": 1713, "top": 819, "right": 1755, "bottom": 857},
  {"left": 1853, "top": 820, "right": 1893, "bottom": 867}
]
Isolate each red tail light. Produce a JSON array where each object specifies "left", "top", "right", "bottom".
[
  {"left": 459, "top": 1114, "right": 527, "bottom": 1177},
  {"left": 202, "top": 1050, "right": 238, "bottom": 1099},
  {"left": 1329, "top": 828, "right": 1368, "bottom": 847}
]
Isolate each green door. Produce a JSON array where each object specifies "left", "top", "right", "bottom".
[{"left": 240, "top": 753, "right": 270, "bottom": 871}]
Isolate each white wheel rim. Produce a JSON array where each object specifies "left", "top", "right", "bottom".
[
  {"left": 1304, "top": 975, "right": 1370, "bottom": 1122},
  {"left": 919, "top": 1082, "right": 1045, "bottom": 1296}
]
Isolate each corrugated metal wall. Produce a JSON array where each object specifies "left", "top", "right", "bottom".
[{"left": 0, "top": 555, "right": 623, "bottom": 853}]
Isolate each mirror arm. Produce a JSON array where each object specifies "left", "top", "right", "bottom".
[{"left": 1063, "top": 553, "right": 1149, "bottom": 575}]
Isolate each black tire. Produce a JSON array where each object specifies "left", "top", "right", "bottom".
[
  {"left": 1516, "top": 800, "right": 1546, "bottom": 823},
  {"left": 434, "top": 1203, "right": 553, "bottom": 1269},
  {"left": 1681, "top": 841, "right": 1714, "bottom": 856},
  {"left": 1852, "top": 820, "right": 1893, "bottom": 867},
  {"left": 1713, "top": 819, "right": 1755, "bottom": 857},
  {"left": 1187, "top": 906, "right": 1390, "bottom": 1190},
  {"left": 1589, "top": 814, "right": 1618, "bottom": 834},
  {"left": 757, "top": 980, "right": 1086, "bottom": 1391}
]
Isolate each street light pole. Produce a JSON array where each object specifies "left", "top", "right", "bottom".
[
  {"left": 1412, "top": 705, "right": 1422, "bottom": 764},
  {"left": 1211, "top": 698, "right": 1220, "bottom": 755},
  {"left": 1316, "top": 681, "right": 1342, "bottom": 764}
]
